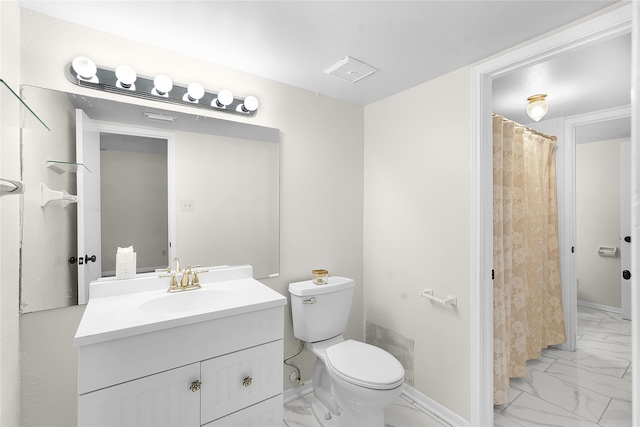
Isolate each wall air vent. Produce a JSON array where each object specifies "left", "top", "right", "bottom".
[{"left": 324, "top": 56, "right": 378, "bottom": 83}]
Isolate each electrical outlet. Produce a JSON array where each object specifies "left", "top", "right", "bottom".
[{"left": 181, "top": 199, "right": 194, "bottom": 212}]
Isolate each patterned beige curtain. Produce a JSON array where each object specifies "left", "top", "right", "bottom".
[{"left": 492, "top": 115, "right": 566, "bottom": 405}]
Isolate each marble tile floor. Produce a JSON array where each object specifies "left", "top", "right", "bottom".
[
  {"left": 283, "top": 392, "right": 452, "bottom": 427},
  {"left": 495, "top": 306, "right": 632, "bottom": 427},
  {"left": 283, "top": 306, "right": 631, "bottom": 427}
]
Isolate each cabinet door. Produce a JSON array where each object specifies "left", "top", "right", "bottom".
[
  {"left": 203, "top": 395, "right": 283, "bottom": 427},
  {"left": 200, "top": 340, "right": 283, "bottom": 424},
  {"left": 78, "top": 363, "right": 201, "bottom": 427}
]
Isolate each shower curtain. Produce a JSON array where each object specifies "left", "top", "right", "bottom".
[{"left": 492, "top": 115, "right": 566, "bottom": 406}]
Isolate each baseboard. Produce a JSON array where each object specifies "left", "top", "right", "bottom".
[
  {"left": 283, "top": 381, "right": 313, "bottom": 404},
  {"left": 402, "top": 384, "right": 470, "bottom": 427},
  {"left": 577, "top": 300, "right": 622, "bottom": 314},
  {"left": 284, "top": 381, "right": 469, "bottom": 426}
]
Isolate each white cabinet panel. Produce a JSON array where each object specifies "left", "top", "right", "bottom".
[
  {"left": 204, "top": 395, "right": 283, "bottom": 427},
  {"left": 77, "top": 300, "right": 285, "bottom": 427},
  {"left": 79, "top": 307, "right": 283, "bottom": 394},
  {"left": 201, "top": 341, "right": 283, "bottom": 424},
  {"left": 78, "top": 363, "right": 201, "bottom": 427}
]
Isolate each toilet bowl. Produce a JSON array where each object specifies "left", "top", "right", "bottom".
[{"left": 289, "top": 277, "right": 405, "bottom": 427}]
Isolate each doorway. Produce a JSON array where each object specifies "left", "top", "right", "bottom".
[
  {"left": 571, "top": 110, "right": 632, "bottom": 318},
  {"left": 469, "top": 5, "right": 634, "bottom": 426},
  {"left": 76, "top": 113, "right": 176, "bottom": 304},
  {"left": 99, "top": 133, "right": 169, "bottom": 276}
]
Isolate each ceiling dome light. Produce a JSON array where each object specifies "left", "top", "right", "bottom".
[
  {"left": 236, "top": 95, "right": 259, "bottom": 113},
  {"left": 115, "top": 65, "right": 137, "bottom": 90},
  {"left": 183, "top": 83, "right": 205, "bottom": 103},
  {"left": 212, "top": 89, "right": 234, "bottom": 108},
  {"left": 72, "top": 56, "right": 99, "bottom": 83},
  {"left": 526, "top": 94, "right": 548, "bottom": 122},
  {"left": 151, "top": 74, "right": 173, "bottom": 97}
]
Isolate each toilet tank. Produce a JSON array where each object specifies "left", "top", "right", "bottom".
[{"left": 289, "top": 276, "right": 355, "bottom": 342}]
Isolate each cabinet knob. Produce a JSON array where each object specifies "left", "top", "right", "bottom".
[
  {"left": 189, "top": 380, "right": 202, "bottom": 392},
  {"left": 242, "top": 376, "right": 252, "bottom": 387}
]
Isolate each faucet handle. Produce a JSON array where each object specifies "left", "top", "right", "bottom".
[
  {"left": 192, "top": 270, "right": 200, "bottom": 286},
  {"left": 170, "top": 273, "right": 179, "bottom": 288}
]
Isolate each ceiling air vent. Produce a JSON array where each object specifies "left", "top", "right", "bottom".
[{"left": 324, "top": 56, "right": 378, "bottom": 83}]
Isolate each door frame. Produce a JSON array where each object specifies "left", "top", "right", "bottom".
[
  {"left": 564, "top": 105, "right": 631, "bottom": 321},
  {"left": 469, "top": 5, "right": 633, "bottom": 426},
  {"left": 95, "top": 121, "right": 177, "bottom": 260},
  {"left": 81, "top": 121, "right": 177, "bottom": 298}
]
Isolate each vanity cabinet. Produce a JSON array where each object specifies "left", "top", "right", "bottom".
[
  {"left": 78, "top": 363, "right": 201, "bottom": 426},
  {"left": 77, "top": 306, "right": 284, "bottom": 427}
]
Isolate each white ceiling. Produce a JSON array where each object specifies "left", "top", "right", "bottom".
[
  {"left": 19, "top": 0, "right": 622, "bottom": 107},
  {"left": 493, "top": 33, "right": 631, "bottom": 125}
]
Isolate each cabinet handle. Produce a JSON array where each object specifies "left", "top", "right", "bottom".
[
  {"left": 242, "top": 376, "right": 252, "bottom": 387},
  {"left": 189, "top": 380, "right": 202, "bottom": 392}
]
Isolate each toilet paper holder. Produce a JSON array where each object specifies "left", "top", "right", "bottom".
[
  {"left": 597, "top": 246, "right": 618, "bottom": 257},
  {"left": 419, "top": 288, "right": 457, "bottom": 307}
]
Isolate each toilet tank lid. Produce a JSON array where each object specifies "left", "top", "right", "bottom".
[{"left": 289, "top": 276, "right": 355, "bottom": 296}]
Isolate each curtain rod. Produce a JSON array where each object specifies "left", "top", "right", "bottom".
[{"left": 492, "top": 113, "right": 557, "bottom": 142}]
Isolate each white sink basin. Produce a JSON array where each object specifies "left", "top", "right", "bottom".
[
  {"left": 139, "top": 289, "right": 236, "bottom": 314},
  {"left": 76, "top": 266, "right": 288, "bottom": 346}
]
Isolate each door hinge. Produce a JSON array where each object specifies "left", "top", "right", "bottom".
[
  {"left": 492, "top": 269, "right": 494, "bottom": 280},
  {"left": 571, "top": 246, "right": 575, "bottom": 253}
]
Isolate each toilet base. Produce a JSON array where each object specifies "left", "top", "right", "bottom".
[
  {"left": 310, "top": 392, "right": 386, "bottom": 427},
  {"left": 310, "top": 396, "right": 339, "bottom": 427},
  {"left": 306, "top": 337, "right": 404, "bottom": 427},
  {"left": 311, "top": 396, "right": 384, "bottom": 427}
]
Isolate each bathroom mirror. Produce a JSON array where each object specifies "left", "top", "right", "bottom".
[{"left": 19, "top": 85, "right": 279, "bottom": 313}]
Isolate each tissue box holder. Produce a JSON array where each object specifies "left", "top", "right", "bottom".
[{"left": 116, "top": 252, "right": 136, "bottom": 279}]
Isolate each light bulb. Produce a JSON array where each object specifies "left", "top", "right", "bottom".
[
  {"left": 212, "top": 89, "right": 234, "bottom": 108},
  {"left": 152, "top": 75, "right": 173, "bottom": 97},
  {"left": 183, "top": 83, "right": 205, "bottom": 103},
  {"left": 72, "top": 56, "right": 99, "bottom": 83},
  {"left": 115, "top": 65, "right": 137, "bottom": 90},
  {"left": 526, "top": 94, "right": 548, "bottom": 122},
  {"left": 236, "top": 95, "right": 259, "bottom": 113}
]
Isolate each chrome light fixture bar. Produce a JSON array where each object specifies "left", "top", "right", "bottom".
[{"left": 65, "top": 57, "right": 259, "bottom": 116}]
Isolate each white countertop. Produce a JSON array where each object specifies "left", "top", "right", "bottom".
[{"left": 74, "top": 265, "right": 286, "bottom": 347}]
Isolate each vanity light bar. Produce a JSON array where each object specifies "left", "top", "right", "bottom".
[{"left": 65, "top": 58, "right": 259, "bottom": 116}]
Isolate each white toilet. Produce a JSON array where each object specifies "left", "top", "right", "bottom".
[{"left": 289, "top": 276, "right": 405, "bottom": 427}]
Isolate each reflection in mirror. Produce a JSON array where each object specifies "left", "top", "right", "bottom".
[
  {"left": 19, "top": 85, "right": 279, "bottom": 313},
  {"left": 100, "top": 134, "right": 169, "bottom": 275}
]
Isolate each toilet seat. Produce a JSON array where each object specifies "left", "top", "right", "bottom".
[{"left": 325, "top": 340, "right": 404, "bottom": 390}]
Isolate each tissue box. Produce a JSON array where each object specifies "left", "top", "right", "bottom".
[{"left": 116, "top": 247, "right": 136, "bottom": 279}]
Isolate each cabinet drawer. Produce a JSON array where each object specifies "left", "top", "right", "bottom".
[
  {"left": 78, "top": 363, "right": 201, "bottom": 427},
  {"left": 203, "top": 395, "right": 283, "bottom": 427},
  {"left": 201, "top": 340, "right": 283, "bottom": 424}
]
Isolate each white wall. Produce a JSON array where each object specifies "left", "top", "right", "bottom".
[
  {"left": 20, "top": 86, "right": 77, "bottom": 312},
  {"left": 0, "top": 1, "right": 23, "bottom": 425},
  {"left": 18, "top": 8, "right": 363, "bottom": 425},
  {"left": 364, "top": 66, "right": 472, "bottom": 420},
  {"left": 576, "top": 138, "right": 625, "bottom": 308},
  {"left": 19, "top": 305, "right": 85, "bottom": 426},
  {"left": 174, "top": 132, "right": 279, "bottom": 278}
]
